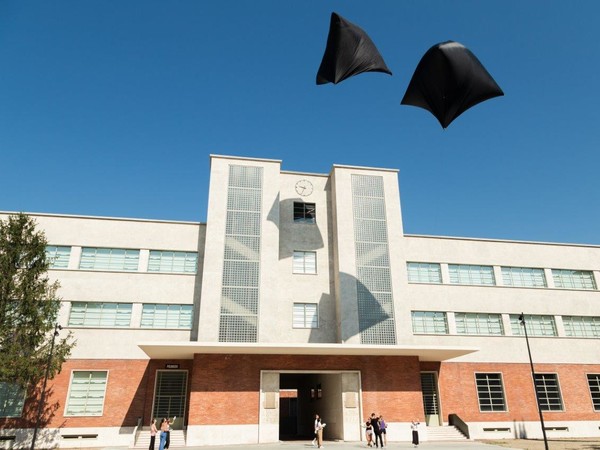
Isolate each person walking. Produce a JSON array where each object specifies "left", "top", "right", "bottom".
[
  {"left": 149, "top": 418, "right": 158, "bottom": 450},
  {"left": 370, "top": 413, "right": 384, "bottom": 448},
  {"left": 411, "top": 420, "right": 420, "bottom": 448}
]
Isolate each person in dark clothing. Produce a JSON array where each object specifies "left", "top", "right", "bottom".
[{"left": 370, "top": 413, "right": 384, "bottom": 448}]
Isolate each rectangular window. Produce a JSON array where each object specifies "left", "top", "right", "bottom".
[
  {"left": 534, "top": 373, "right": 563, "bottom": 411},
  {"left": 501, "top": 267, "right": 547, "bottom": 288},
  {"left": 148, "top": 250, "right": 198, "bottom": 273},
  {"left": 292, "top": 251, "right": 317, "bottom": 274},
  {"left": 456, "top": 313, "right": 504, "bottom": 335},
  {"left": 411, "top": 311, "right": 448, "bottom": 334},
  {"left": 46, "top": 245, "right": 71, "bottom": 269},
  {"left": 563, "top": 316, "right": 600, "bottom": 338},
  {"left": 65, "top": 371, "right": 108, "bottom": 416},
  {"left": 293, "top": 303, "right": 318, "bottom": 328},
  {"left": 68, "top": 302, "right": 132, "bottom": 327},
  {"left": 293, "top": 202, "right": 316, "bottom": 224},
  {"left": 448, "top": 264, "right": 495, "bottom": 286},
  {"left": 79, "top": 247, "right": 140, "bottom": 271},
  {"left": 141, "top": 304, "right": 193, "bottom": 329},
  {"left": 475, "top": 373, "right": 507, "bottom": 412},
  {"left": 588, "top": 374, "right": 600, "bottom": 411},
  {"left": 552, "top": 269, "right": 596, "bottom": 290},
  {"left": 407, "top": 262, "right": 442, "bottom": 284},
  {"left": 0, "top": 382, "right": 25, "bottom": 417},
  {"left": 510, "top": 314, "right": 557, "bottom": 337}
]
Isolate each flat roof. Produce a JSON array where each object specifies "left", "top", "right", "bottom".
[{"left": 138, "top": 342, "right": 478, "bottom": 361}]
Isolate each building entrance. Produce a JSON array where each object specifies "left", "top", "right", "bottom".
[{"left": 152, "top": 370, "right": 188, "bottom": 430}]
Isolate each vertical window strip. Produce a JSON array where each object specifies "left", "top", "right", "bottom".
[
  {"left": 68, "top": 302, "right": 132, "bottom": 327},
  {"left": 148, "top": 250, "right": 198, "bottom": 273},
  {"left": 79, "top": 247, "right": 140, "bottom": 271},
  {"left": 475, "top": 373, "right": 507, "bottom": 412},
  {"left": 510, "top": 314, "right": 557, "bottom": 336},
  {"left": 563, "top": 316, "right": 600, "bottom": 337},
  {"left": 46, "top": 245, "right": 71, "bottom": 269},
  {"left": 141, "top": 304, "right": 193, "bottom": 329},
  {"left": 293, "top": 303, "right": 318, "bottom": 328},
  {"left": 411, "top": 311, "right": 448, "bottom": 334},
  {"left": 448, "top": 264, "right": 495, "bottom": 286},
  {"left": 501, "top": 267, "right": 547, "bottom": 288},
  {"left": 0, "top": 382, "right": 25, "bottom": 418},
  {"left": 456, "top": 313, "right": 504, "bottom": 335},
  {"left": 587, "top": 374, "right": 600, "bottom": 411},
  {"left": 534, "top": 374, "right": 564, "bottom": 411},
  {"left": 552, "top": 269, "right": 596, "bottom": 290},
  {"left": 407, "top": 262, "right": 442, "bottom": 284},
  {"left": 65, "top": 371, "right": 108, "bottom": 416}
]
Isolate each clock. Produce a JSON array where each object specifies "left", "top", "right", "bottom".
[{"left": 295, "top": 179, "right": 313, "bottom": 196}]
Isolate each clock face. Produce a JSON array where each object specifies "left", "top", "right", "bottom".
[{"left": 295, "top": 179, "right": 313, "bottom": 196}]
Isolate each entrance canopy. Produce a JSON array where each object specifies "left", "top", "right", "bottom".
[{"left": 138, "top": 342, "right": 478, "bottom": 361}]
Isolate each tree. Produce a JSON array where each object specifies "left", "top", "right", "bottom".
[{"left": 0, "top": 213, "right": 74, "bottom": 391}]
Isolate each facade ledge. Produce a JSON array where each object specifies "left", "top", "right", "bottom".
[{"left": 138, "top": 341, "right": 478, "bottom": 361}]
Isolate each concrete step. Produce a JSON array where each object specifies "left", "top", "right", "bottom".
[
  {"left": 133, "top": 430, "right": 186, "bottom": 448},
  {"left": 426, "top": 425, "right": 468, "bottom": 441}
]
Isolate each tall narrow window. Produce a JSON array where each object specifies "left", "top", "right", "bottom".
[
  {"left": 448, "top": 264, "right": 495, "bottom": 286},
  {"left": 456, "top": 313, "right": 504, "bottom": 335},
  {"left": 293, "top": 303, "right": 318, "bottom": 328},
  {"left": 501, "top": 267, "right": 546, "bottom": 288},
  {"left": 510, "top": 314, "right": 557, "bottom": 337},
  {"left": 407, "top": 262, "right": 442, "bottom": 284},
  {"left": 148, "top": 250, "right": 198, "bottom": 273},
  {"left": 0, "top": 382, "right": 25, "bottom": 417},
  {"left": 534, "top": 374, "right": 563, "bottom": 411},
  {"left": 293, "top": 202, "right": 316, "bottom": 224},
  {"left": 46, "top": 245, "right": 71, "bottom": 269},
  {"left": 411, "top": 311, "right": 448, "bottom": 334},
  {"left": 79, "top": 247, "right": 140, "bottom": 271},
  {"left": 475, "top": 373, "right": 506, "bottom": 412},
  {"left": 552, "top": 269, "right": 596, "bottom": 290},
  {"left": 65, "top": 371, "right": 108, "bottom": 416},
  {"left": 587, "top": 374, "right": 600, "bottom": 411},
  {"left": 293, "top": 251, "right": 317, "bottom": 274}
]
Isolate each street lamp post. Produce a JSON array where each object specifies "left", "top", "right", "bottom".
[
  {"left": 30, "top": 323, "right": 62, "bottom": 450},
  {"left": 518, "top": 313, "right": 549, "bottom": 450}
]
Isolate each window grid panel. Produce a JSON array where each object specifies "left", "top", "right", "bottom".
[
  {"left": 448, "top": 264, "right": 495, "bottom": 286},
  {"left": 510, "top": 314, "right": 557, "bottom": 337},
  {"left": 293, "top": 202, "right": 316, "bottom": 224},
  {"left": 352, "top": 174, "right": 396, "bottom": 345},
  {"left": 141, "top": 304, "right": 193, "bottom": 329},
  {"left": 68, "top": 302, "right": 132, "bottom": 327},
  {"left": 46, "top": 245, "right": 71, "bottom": 269},
  {"left": 0, "top": 382, "right": 25, "bottom": 417},
  {"left": 501, "top": 267, "right": 547, "bottom": 288},
  {"left": 148, "top": 251, "right": 198, "bottom": 273},
  {"left": 292, "top": 251, "right": 317, "bottom": 274},
  {"left": 65, "top": 371, "right": 108, "bottom": 416},
  {"left": 534, "top": 374, "right": 564, "bottom": 411},
  {"left": 407, "top": 262, "right": 442, "bottom": 284},
  {"left": 562, "top": 316, "right": 600, "bottom": 338},
  {"left": 587, "top": 374, "right": 600, "bottom": 411},
  {"left": 412, "top": 311, "right": 449, "bottom": 334},
  {"left": 79, "top": 247, "right": 140, "bottom": 271},
  {"left": 456, "top": 313, "right": 504, "bottom": 335},
  {"left": 219, "top": 165, "right": 263, "bottom": 343},
  {"left": 552, "top": 269, "right": 596, "bottom": 290},
  {"left": 293, "top": 303, "right": 318, "bottom": 328},
  {"left": 476, "top": 373, "right": 507, "bottom": 412}
]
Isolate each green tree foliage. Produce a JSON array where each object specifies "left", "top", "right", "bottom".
[{"left": 0, "top": 213, "right": 74, "bottom": 389}]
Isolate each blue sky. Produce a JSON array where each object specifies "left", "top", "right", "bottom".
[{"left": 1, "top": 1, "right": 600, "bottom": 244}]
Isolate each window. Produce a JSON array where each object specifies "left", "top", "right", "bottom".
[
  {"left": 552, "top": 269, "right": 596, "bottom": 290},
  {"left": 141, "top": 304, "right": 193, "bottom": 329},
  {"left": 448, "top": 264, "right": 495, "bottom": 286},
  {"left": 510, "top": 314, "right": 557, "bottom": 337},
  {"left": 563, "top": 316, "right": 600, "bottom": 338},
  {"left": 46, "top": 245, "right": 71, "bottom": 269},
  {"left": 293, "top": 251, "right": 316, "bottom": 274},
  {"left": 293, "top": 202, "right": 316, "bottom": 224},
  {"left": 79, "top": 247, "right": 140, "bottom": 271},
  {"left": 456, "top": 313, "right": 504, "bottom": 335},
  {"left": 475, "top": 373, "right": 507, "bottom": 412},
  {"left": 407, "top": 262, "right": 442, "bottom": 284},
  {"left": 148, "top": 250, "right": 197, "bottom": 273},
  {"left": 587, "top": 374, "right": 600, "bottom": 411},
  {"left": 411, "top": 311, "right": 448, "bottom": 334},
  {"left": 0, "top": 382, "right": 25, "bottom": 417},
  {"left": 68, "top": 302, "right": 132, "bottom": 327},
  {"left": 501, "top": 267, "right": 546, "bottom": 288},
  {"left": 65, "top": 371, "right": 108, "bottom": 416},
  {"left": 293, "top": 303, "right": 318, "bottom": 328},
  {"left": 534, "top": 374, "right": 563, "bottom": 411}
]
